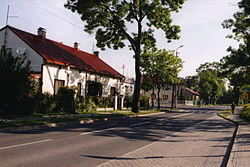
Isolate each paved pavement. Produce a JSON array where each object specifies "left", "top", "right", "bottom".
[
  {"left": 227, "top": 109, "right": 250, "bottom": 167},
  {"left": 97, "top": 113, "right": 235, "bottom": 167}
]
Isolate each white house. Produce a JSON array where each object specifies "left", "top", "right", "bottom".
[{"left": 0, "top": 26, "right": 124, "bottom": 110}]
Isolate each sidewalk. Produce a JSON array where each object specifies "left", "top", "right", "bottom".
[
  {"left": 97, "top": 114, "right": 235, "bottom": 167},
  {"left": 226, "top": 109, "right": 250, "bottom": 167}
]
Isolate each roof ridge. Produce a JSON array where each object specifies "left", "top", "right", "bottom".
[{"left": 2, "top": 25, "right": 122, "bottom": 78}]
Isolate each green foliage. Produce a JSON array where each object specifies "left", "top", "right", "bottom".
[
  {"left": 86, "top": 97, "right": 97, "bottom": 112},
  {"left": 140, "top": 95, "right": 150, "bottom": 109},
  {"left": 196, "top": 62, "right": 226, "bottom": 104},
  {"left": 0, "top": 45, "right": 33, "bottom": 116},
  {"left": 97, "top": 96, "right": 112, "bottom": 108},
  {"left": 65, "top": 0, "right": 186, "bottom": 113},
  {"left": 240, "top": 104, "right": 250, "bottom": 121},
  {"left": 221, "top": 0, "right": 250, "bottom": 102},
  {"left": 183, "top": 75, "right": 199, "bottom": 92},
  {"left": 141, "top": 48, "right": 183, "bottom": 109},
  {"left": 54, "top": 87, "right": 75, "bottom": 113},
  {"left": 141, "top": 48, "right": 183, "bottom": 85},
  {"left": 217, "top": 88, "right": 235, "bottom": 105},
  {"left": 33, "top": 92, "right": 54, "bottom": 114},
  {"left": 75, "top": 95, "right": 86, "bottom": 113}
]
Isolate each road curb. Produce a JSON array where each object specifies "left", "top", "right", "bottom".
[
  {"left": 0, "top": 111, "right": 164, "bottom": 132},
  {"left": 217, "top": 113, "right": 239, "bottom": 167}
]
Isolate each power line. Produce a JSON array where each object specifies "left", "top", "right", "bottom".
[{"left": 24, "top": 0, "right": 84, "bottom": 31}]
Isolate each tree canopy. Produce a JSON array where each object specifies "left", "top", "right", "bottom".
[
  {"left": 220, "top": 0, "right": 249, "bottom": 104},
  {"left": 196, "top": 62, "right": 226, "bottom": 105},
  {"left": 65, "top": 0, "right": 186, "bottom": 113},
  {"left": 141, "top": 48, "right": 183, "bottom": 110}
]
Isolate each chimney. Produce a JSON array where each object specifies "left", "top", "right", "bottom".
[
  {"left": 37, "top": 27, "right": 46, "bottom": 38},
  {"left": 94, "top": 51, "right": 99, "bottom": 58},
  {"left": 74, "top": 42, "right": 80, "bottom": 50}
]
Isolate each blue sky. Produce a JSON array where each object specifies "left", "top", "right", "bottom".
[{"left": 0, "top": 0, "right": 240, "bottom": 77}]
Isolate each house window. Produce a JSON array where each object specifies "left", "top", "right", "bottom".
[
  {"left": 163, "top": 85, "right": 169, "bottom": 91},
  {"left": 162, "top": 95, "right": 168, "bottom": 100},
  {"left": 54, "top": 79, "right": 65, "bottom": 94},
  {"left": 77, "top": 82, "right": 82, "bottom": 95},
  {"left": 87, "top": 81, "right": 102, "bottom": 97}
]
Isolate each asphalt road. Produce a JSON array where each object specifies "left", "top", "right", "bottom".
[{"left": 0, "top": 106, "right": 230, "bottom": 167}]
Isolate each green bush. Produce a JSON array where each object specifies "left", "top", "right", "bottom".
[
  {"left": 86, "top": 97, "right": 96, "bottom": 112},
  {"left": 240, "top": 104, "right": 250, "bottom": 121},
  {"left": 75, "top": 95, "right": 86, "bottom": 113},
  {"left": 33, "top": 92, "right": 54, "bottom": 114},
  {"left": 97, "top": 96, "right": 112, "bottom": 108},
  {"left": 54, "top": 87, "right": 75, "bottom": 114},
  {"left": 140, "top": 95, "right": 150, "bottom": 109}
]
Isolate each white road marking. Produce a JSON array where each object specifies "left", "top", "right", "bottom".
[
  {"left": 80, "top": 127, "right": 117, "bottom": 136},
  {"left": 169, "top": 113, "right": 191, "bottom": 118},
  {"left": 130, "top": 121, "right": 151, "bottom": 127},
  {"left": 0, "top": 139, "right": 52, "bottom": 150}
]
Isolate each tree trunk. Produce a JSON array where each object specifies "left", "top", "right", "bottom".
[
  {"left": 175, "top": 85, "right": 178, "bottom": 108},
  {"left": 157, "top": 84, "right": 161, "bottom": 110},
  {"left": 132, "top": 52, "right": 141, "bottom": 113},
  {"left": 132, "top": 18, "right": 142, "bottom": 113},
  {"left": 151, "top": 86, "right": 155, "bottom": 108},
  {"left": 171, "top": 85, "right": 175, "bottom": 109}
]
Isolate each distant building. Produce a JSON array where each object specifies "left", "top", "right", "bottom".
[
  {"left": 0, "top": 26, "right": 124, "bottom": 110},
  {"left": 121, "top": 76, "right": 134, "bottom": 96},
  {"left": 143, "top": 79, "right": 200, "bottom": 107}
]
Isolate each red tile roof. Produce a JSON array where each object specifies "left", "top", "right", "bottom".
[
  {"left": 185, "top": 87, "right": 200, "bottom": 96},
  {"left": 5, "top": 26, "right": 123, "bottom": 78}
]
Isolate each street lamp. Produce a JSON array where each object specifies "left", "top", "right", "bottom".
[
  {"left": 176, "top": 45, "right": 184, "bottom": 57},
  {"left": 171, "top": 45, "right": 184, "bottom": 109}
]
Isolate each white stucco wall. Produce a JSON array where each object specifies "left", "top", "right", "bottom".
[
  {"left": 0, "top": 27, "right": 44, "bottom": 72},
  {"left": 42, "top": 64, "right": 121, "bottom": 96}
]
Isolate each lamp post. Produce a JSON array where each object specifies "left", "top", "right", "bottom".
[{"left": 171, "top": 45, "right": 183, "bottom": 109}]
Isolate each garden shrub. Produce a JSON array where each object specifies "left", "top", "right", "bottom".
[
  {"left": 33, "top": 92, "right": 54, "bottom": 114},
  {"left": 240, "top": 104, "right": 250, "bottom": 121},
  {"left": 75, "top": 95, "right": 86, "bottom": 113},
  {"left": 97, "top": 96, "right": 112, "bottom": 108},
  {"left": 86, "top": 97, "right": 96, "bottom": 112},
  {"left": 54, "top": 87, "right": 75, "bottom": 114}
]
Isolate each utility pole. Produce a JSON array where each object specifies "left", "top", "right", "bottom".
[
  {"left": 4, "top": 5, "right": 18, "bottom": 45},
  {"left": 122, "top": 65, "right": 125, "bottom": 76}
]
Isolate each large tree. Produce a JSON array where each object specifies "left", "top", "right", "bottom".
[
  {"left": 65, "top": 0, "right": 186, "bottom": 113},
  {"left": 141, "top": 48, "right": 183, "bottom": 110},
  {"left": 196, "top": 62, "right": 226, "bottom": 105},
  {"left": 221, "top": 0, "right": 250, "bottom": 104}
]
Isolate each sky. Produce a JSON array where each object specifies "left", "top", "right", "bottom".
[{"left": 0, "top": 0, "right": 240, "bottom": 78}]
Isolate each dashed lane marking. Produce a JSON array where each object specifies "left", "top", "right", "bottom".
[{"left": 0, "top": 139, "right": 53, "bottom": 150}]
